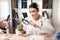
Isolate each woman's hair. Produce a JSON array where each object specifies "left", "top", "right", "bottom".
[{"left": 29, "top": 3, "right": 39, "bottom": 11}]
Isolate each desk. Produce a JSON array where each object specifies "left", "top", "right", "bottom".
[{"left": 0, "top": 34, "right": 56, "bottom": 40}]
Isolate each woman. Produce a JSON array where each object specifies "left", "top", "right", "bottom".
[{"left": 16, "top": 3, "right": 55, "bottom": 35}]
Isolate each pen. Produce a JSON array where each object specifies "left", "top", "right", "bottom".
[{"left": 41, "top": 21, "right": 43, "bottom": 26}]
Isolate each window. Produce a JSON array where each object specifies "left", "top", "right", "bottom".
[
  {"left": 22, "top": 0, "right": 27, "bottom": 1},
  {"left": 0, "top": 1, "right": 9, "bottom": 19},
  {"left": 16, "top": 0, "right": 19, "bottom": 8},
  {"left": 22, "top": 13, "right": 28, "bottom": 18},
  {"left": 43, "top": 0, "right": 53, "bottom": 9},
  {"left": 21, "top": 0, "right": 27, "bottom": 8}
]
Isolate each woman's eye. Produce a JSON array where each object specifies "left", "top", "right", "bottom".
[{"left": 29, "top": 10, "right": 35, "bottom": 13}]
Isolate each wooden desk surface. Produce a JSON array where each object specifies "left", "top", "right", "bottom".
[{"left": 0, "top": 34, "right": 56, "bottom": 40}]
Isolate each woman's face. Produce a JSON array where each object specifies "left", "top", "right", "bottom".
[{"left": 29, "top": 8, "right": 38, "bottom": 19}]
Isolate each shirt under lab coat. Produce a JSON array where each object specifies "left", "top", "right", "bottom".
[{"left": 22, "top": 16, "right": 55, "bottom": 34}]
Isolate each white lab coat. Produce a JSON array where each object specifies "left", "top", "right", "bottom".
[{"left": 22, "top": 16, "right": 55, "bottom": 34}]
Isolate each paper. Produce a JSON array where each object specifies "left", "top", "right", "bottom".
[
  {"left": 0, "top": 34, "right": 7, "bottom": 39},
  {"left": 29, "top": 35, "right": 44, "bottom": 40}
]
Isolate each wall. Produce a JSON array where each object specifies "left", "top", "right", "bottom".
[{"left": 52, "top": 0, "right": 60, "bottom": 30}]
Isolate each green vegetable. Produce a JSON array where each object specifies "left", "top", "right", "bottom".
[{"left": 17, "top": 24, "right": 23, "bottom": 31}]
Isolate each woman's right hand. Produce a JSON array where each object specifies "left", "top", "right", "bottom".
[{"left": 30, "top": 22, "right": 41, "bottom": 29}]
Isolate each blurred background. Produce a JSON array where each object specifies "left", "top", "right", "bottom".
[{"left": 0, "top": 0, "right": 60, "bottom": 33}]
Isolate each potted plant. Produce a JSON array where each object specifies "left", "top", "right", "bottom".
[{"left": 16, "top": 24, "right": 26, "bottom": 34}]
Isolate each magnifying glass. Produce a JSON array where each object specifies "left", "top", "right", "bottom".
[{"left": 22, "top": 19, "right": 30, "bottom": 25}]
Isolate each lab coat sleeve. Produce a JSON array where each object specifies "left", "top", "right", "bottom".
[{"left": 41, "top": 18, "right": 55, "bottom": 34}]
